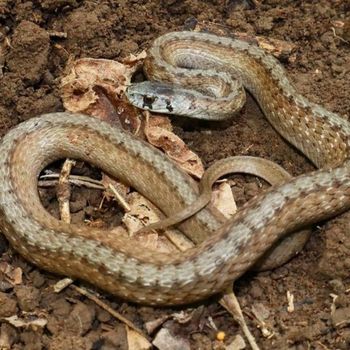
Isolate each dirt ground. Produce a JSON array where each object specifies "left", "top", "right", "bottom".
[{"left": 0, "top": 0, "right": 349, "bottom": 349}]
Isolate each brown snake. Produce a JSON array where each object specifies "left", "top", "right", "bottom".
[{"left": 1, "top": 31, "right": 350, "bottom": 305}]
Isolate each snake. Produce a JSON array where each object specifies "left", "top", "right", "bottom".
[{"left": 0, "top": 31, "right": 349, "bottom": 306}]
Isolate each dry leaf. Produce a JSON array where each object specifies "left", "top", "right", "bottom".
[
  {"left": 122, "top": 192, "right": 164, "bottom": 234},
  {"left": 212, "top": 181, "right": 237, "bottom": 218},
  {"left": 121, "top": 192, "right": 195, "bottom": 253},
  {"left": 3, "top": 315, "right": 47, "bottom": 328},
  {"left": 61, "top": 53, "right": 145, "bottom": 110},
  {"left": 144, "top": 115, "right": 204, "bottom": 178},
  {"left": 60, "top": 54, "right": 144, "bottom": 132},
  {"left": 0, "top": 262, "right": 22, "bottom": 285},
  {"left": 126, "top": 326, "right": 152, "bottom": 350}
]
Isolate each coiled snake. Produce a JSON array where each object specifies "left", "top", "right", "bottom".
[{"left": 0, "top": 31, "right": 349, "bottom": 305}]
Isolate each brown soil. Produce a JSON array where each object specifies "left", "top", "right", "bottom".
[{"left": 0, "top": 1, "right": 349, "bottom": 349}]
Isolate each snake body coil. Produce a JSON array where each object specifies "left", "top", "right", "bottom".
[{"left": 0, "top": 32, "right": 349, "bottom": 305}]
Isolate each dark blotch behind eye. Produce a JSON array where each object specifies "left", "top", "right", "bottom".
[{"left": 143, "top": 95, "right": 157, "bottom": 109}]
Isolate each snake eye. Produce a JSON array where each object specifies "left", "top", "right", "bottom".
[{"left": 142, "top": 95, "right": 157, "bottom": 109}]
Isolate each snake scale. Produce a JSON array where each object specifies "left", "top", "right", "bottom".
[{"left": 0, "top": 31, "right": 349, "bottom": 305}]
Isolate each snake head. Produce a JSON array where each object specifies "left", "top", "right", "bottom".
[{"left": 125, "top": 81, "right": 184, "bottom": 114}]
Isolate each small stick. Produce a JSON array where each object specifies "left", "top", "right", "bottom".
[
  {"left": 220, "top": 289, "right": 260, "bottom": 350},
  {"left": 71, "top": 285, "right": 147, "bottom": 339},
  {"left": 287, "top": 290, "right": 295, "bottom": 313},
  {"left": 56, "top": 159, "right": 76, "bottom": 288},
  {"left": 108, "top": 183, "right": 131, "bottom": 212},
  {"left": 41, "top": 173, "right": 103, "bottom": 185},
  {"left": 39, "top": 179, "right": 105, "bottom": 190},
  {"left": 57, "top": 159, "right": 76, "bottom": 223}
]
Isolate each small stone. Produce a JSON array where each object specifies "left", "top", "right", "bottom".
[
  {"left": 153, "top": 328, "right": 190, "bottom": 350},
  {"left": 65, "top": 302, "right": 96, "bottom": 336},
  {"left": 15, "top": 285, "right": 40, "bottom": 312},
  {"left": 102, "top": 326, "right": 127, "bottom": 349},
  {"left": 0, "top": 292, "right": 17, "bottom": 317},
  {"left": 51, "top": 298, "right": 72, "bottom": 318},
  {"left": 331, "top": 307, "right": 350, "bottom": 328},
  {"left": 270, "top": 266, "right": 289, "bottom": 279},
  {"left": 30, "top": 270, "right": 46, "bottom": 288},
  {"left": 96, "top": 308, "right": 112, "bottom": 323},
  {"left": 329, "top": 279, "right": 345, "bottom": 293}
]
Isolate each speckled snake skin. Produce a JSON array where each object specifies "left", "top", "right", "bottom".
[{"left": 0, "top": 31, "right": 350, "bottom": 305}]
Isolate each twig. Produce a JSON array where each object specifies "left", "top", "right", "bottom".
[
  {"left": 56, "top": 159, "right": 76, "bottom": 288},
  {"left": 39, "top": 173, "right": 105, "bottom": 189},
  {"left": 287, "top": 290, "right": 295, "bottom": 313},
  {"left": 39, "top": 179, "right": 104, "bottom": 190},
  {"left": 47, "top": 30, "right": 67, "bottom": 38},
  {"left": 108, "top": 183, "right": 131, "bottom": 212},
  {"left": 53, "top": 278, "right": 74, "bottom": 293},
  {"left": 57, "top": 159, "right": 76, "bottom": 223},
  {"left": 220, "top": 288, "right": 260, "bottom": 350},
  {"left": 71, "top": 285, "right": 147, "bottom": 339}
]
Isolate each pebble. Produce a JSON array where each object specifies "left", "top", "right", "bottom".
[
  {"left": 65, "top": 302, "right": 96, "bottom": 336},
  {"left": 14, "top": 285, "right": 40, "bottom": 312},
  {"left": 0, "top": 292, "right": 17, "bottom": 317},
  {"left": 331, "top": 307, "right": 350, "bottom": 328},
  {"left": 328, "top": 279, "right": 345, "bottom": 293}
]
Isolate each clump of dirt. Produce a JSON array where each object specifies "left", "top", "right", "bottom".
[
  {"left": 6, "top": 20, "right": 49, "bottom": 83},
  {"left": 0, "top": 1, "right": 349, "bottom": 349}
]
